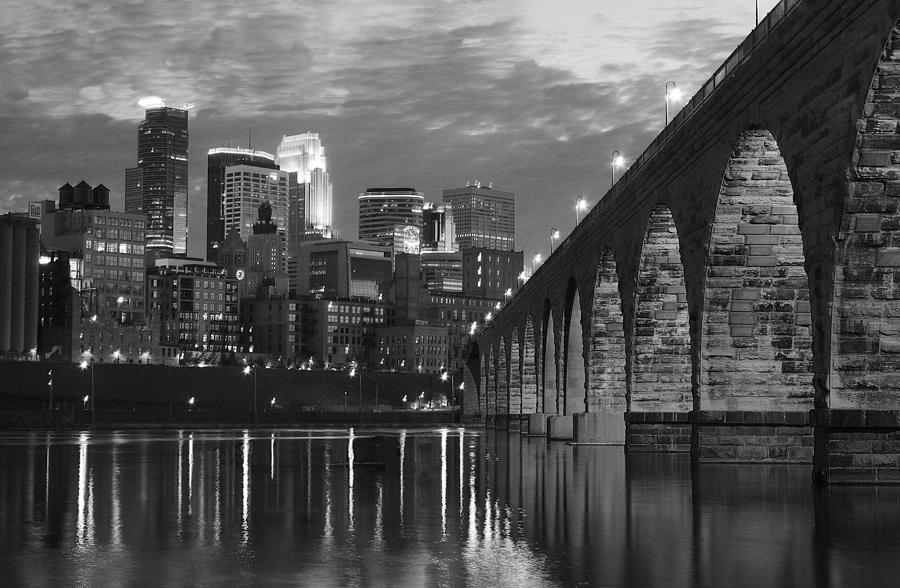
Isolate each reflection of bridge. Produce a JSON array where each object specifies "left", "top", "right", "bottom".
[{"left": 462, "top": 0, "right": 900, "bottom": 484}]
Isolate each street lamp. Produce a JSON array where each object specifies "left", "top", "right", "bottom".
[
  {"left": 756, "top": 0, "right": 759, "bottom": 25},
  {"left": 113, "top": 349, "right": 121, "bottom": 364},
  {"left": 243, "top": 365, "right": 257, "bottom": 422},
  {"left": 531, "top": 251, "right": 543, "bottom": 274},
  {"left": 575, "top": 195, "right": 588, "bottom": 225},
  {"left": 549, "top": 227, "right": 560, "bottom": 253},
  {"left": 665, "top": 81, "right": 682, "bottom": 126},
  {"left": 610, "top": 151, "right": 625, "bottom": 188}
]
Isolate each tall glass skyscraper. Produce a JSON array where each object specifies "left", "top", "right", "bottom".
[
  {"left": 125, "top": 97, "right": 189, "bottom": 258},
  {"left": 275, "top": 132, "right": 333, "bottom": 239},
  {"left": 206, "top": 147, "right": 277, "bottom": 263}
]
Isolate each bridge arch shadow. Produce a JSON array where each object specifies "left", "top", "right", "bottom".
[
  {"left": 543, "top": 300, "right": 560, "bottom": 416},
  {"left": 701, "top": 128, "right": 813, "bottom": 411},
  {"left": 632, "top": 204, "right": 692, "bottom": 412},
  {"left": 509, "top": 328, "right": 522, "bottom": 423},
  {"left": 564, "top": 279, "right": 586, "bottom": 415}
]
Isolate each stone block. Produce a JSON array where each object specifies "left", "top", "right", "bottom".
[
  {"left": 547, "top": 415, "right": 573, "bottom": 441},
  {"left": 856, "top": 213, "right": 883, "bottom": 232},
  {"left": 738, "top": 224, "right": 772, "bottom": 235},
  {"left": 859, "top": 150, "right": 893, "bottom": 167},
  {"left": 527, "top": 412, "right": 548, "bottom": 435},
  {"left": 573, "top": 412, "right": 625, "bottom": 444}
]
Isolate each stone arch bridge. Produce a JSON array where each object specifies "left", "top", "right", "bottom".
[{"left": 465, "top": 0, "right": 900, "bottom": 484}]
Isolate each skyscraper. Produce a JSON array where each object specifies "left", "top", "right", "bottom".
[
  {"left": 358, "top": 188, "right": 424, "bottom": 255},
  {"left": 275, "top": 133, "right": 333, "bottom": 238},
  {"left": 206, "top": 147, "right": 277, "bottom": 263},
  {"left": 125, "top": 97, "right": 189, "bottom": 258},
  {"left": 442, "top": 181, "right": 515, "bottom": 251},
  {"left": 222, "top": 165, "right": 290, "bottom": 269}
]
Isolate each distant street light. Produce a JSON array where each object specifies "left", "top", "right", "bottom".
[
  {"left": 610, "top": 151, "right": 625, "bottom": 188},
  {"left": 80, "top": 360, "right": 95, "bottom": 422},
  {"left": 665, "top": 81, "right": 682, "bottom": 126},
  {"left": 549, "top": 227, "right": 560, "bottom": 253},
  {"left": 243, "top": 365, "right": 258, "bottom": 422},
  {"left": 531, "top": 251, "right": 543, "bottom": 274},
  {"left": 575, "top": 195, "right": 588, "bottom": 226}
]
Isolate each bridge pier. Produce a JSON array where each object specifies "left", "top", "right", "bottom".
[
  {"left": 812, "top": 410, "right": 900, "bottom": 484},
  {"left": 547, "top": 415, "right": 573, "bottom": 440},
  {"left": 572, "top": 413, "right": 625, "bottom": 445},
  {"left": 526, "top": 412, "right": 548, "bottom": 435}
]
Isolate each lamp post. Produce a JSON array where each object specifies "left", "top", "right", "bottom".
[
  {"left": 610, "top": 151, "right": 625, "bottom": 188},
  {"left": 549, "top": 227, "right": 560, "bottom": 253},
  {"left": 243, "top": 365, "right": 257, "bottom": 422},
  {"left": 531, "top": 251, "right": 542, "bottom": 274},
  {"left": 756, "top": 0, "right": 759, "bottom": 25},
  {"left": 575, "top": 195, "right": 587, "bottom": 226},
  {"left": 665, "top": 81, "right": 682, "bottom": 126}
]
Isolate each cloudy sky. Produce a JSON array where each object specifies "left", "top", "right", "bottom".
[{"left": 0, "top": 0, "right": 780, "bottom": 258}]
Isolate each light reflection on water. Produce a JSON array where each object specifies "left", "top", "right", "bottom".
[{"left": 1, "top": 429, "right": 900, "bottom": 586}]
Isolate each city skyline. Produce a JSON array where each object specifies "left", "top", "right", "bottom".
[{"left": 0, "top": 0, "right": 781, "bottom": 260}]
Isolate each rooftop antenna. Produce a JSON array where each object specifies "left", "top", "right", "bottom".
[{"left": 248, "top": 127, "right": 252, "bottom": 149}]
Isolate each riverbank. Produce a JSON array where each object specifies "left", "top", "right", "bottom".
[{"left": 0, "top": 361, "right": 458, "bottom": 429}]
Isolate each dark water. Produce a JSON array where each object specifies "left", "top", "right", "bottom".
[{"left": 1, "top": 429, "right": 899, "bottom": 587}]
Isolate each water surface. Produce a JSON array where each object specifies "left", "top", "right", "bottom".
[{"left": 1, "top": 429, "right": 899, "bottom": 587}]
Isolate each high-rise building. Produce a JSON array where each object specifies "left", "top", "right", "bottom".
[
  {"left": 421, "top": 250, "right": 463, "bottom": 293},
  {"left": 275, "top": 133, "right": 333, "bottom": 238},
  {"left": 206, "top": 147, "right": 277, "bottom": 263},
  {"left": 222, "top": 165, "right": 289, "bottom": 269},
  {"left": 245, "top": 202, "right": 288, "bottom": 298},
  {"left": 125, "top": 97, "right": 189, "bottom": 258},
  {"left": 461, "top": 248, "right": 523, "bottom": 300},
  {"left": 422, "top": 202, "right": 457, "bottom": 252},
  {"left": 0, "top": 213, "right": 40, "bottom": 356},
  {"left": 442, "top": 181, "right": 515, "bottom": 251},
  {"left": 358, "top": 188, "right": 424, "bottom": 255}
]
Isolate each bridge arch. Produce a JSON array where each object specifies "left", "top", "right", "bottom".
[
  {"left": 509, "top": 328, "right": 522, "bottom": 419},
  {"left": 832, "top": 23, "right": 900, "bottom": 408},
  {"left": 462, "top": 340, "right": 481, "bottom": 416},
  {"left": 632, "top": 204, "right": 692, "bottom": 412},
  {"left": 522, "top": 315, "right": 539, "bottom": 414},
  {"left": 701, "top": 128, "right": 813, "bottom": 411},
  {"left": 588, "top": 249, "right": 627, "bottom": 414},
  {"left": 543, "top": 301, "right": 560, "bottom": 415},
  {"left": 565, "top": 279, "right": 587, "bottom": 415}
]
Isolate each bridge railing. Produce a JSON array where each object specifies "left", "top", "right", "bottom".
[
  {"left": 489, "top": 0, "right": 803, "bottom": 330},
  {"left": 624, "top": 0, "right": 800, "bottom": 189}
]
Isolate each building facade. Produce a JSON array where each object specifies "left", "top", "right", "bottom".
[
  {"left": 223, "top": 164, "right": 289, "bottom": 267},
  {"left": 206, "top": 147, "right": 277, "bottom": 263},
  {"left": 0, "top": 214, "right": 40, "bottom": 356},
  {"left": 40, "top": 187, "right": 147, "bottom": 324},
  {"left": 442, "top": 181, "right": 515, "bottom": 251},
  {"left": 461, "top": 247, "right": 524, "bottom": 300},
  {"left": 146, "top": 259, "right": 239, "bottom": 360},
  {"left": 275, "top": 133, "right": 333, "bottom": 238},
  {"left": 422, "top": 202, "right": 456, "bottom": 252},
  {"left": 125, "top": 98, "right": 189, "bottom": 257},
  {"left": 375, "top": 323, "right": 451, "bottom": 374},
  {"left": 358, "top": 188, "right": 424, "bottom": 255},
  {"left": 293, "top": 240, "right": 393, "bottom": 301}
]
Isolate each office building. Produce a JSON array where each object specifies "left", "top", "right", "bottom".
[
  {"left": 305, "top": 298, "right": 392, "bottom": 367},
  {"left": 206, "top": 147, "right": 277, "bottom": 263},
  {"left": 0, "top": 214, "right": 40, "bottom": 356},
  {"left": 125, "top": 97, "right": 189, "bottom": 257},
  {"left": 293, "top": 240, "right": 392, "bottom": 301},
  {"left": 223, "top": 164, "right": 289, "bottom": 268},
  {"left": 461, "top": 247, "right": 524, "bottom": 300},
  {"left": 275, "top": 133, "right": 333, "bottom": 238},
  {"left": 245, "top": 202, "right": 288, "bottom": 298},
  {"left": 40, "top": 184, "right": 147, "bottom": 324},
  {"left": 375, "top": 324, "right": 451, "bottom": 374},
  {"left": 146, "top": 258, "right": 239, "bottom": 359},
  {"left": 421, "top": 250, "right": 463, "bottom": 293},
  {"left": 358, "top": 188, "right": 424, "bottom": 254},
  {"left": 442, "top": 181, "right": 515, "bottom": 251},
  {"left": 422, "top": 202, "right": 456, "bottom": 252},
  {"left": 420, "top": 293, "right": 497, "bottom": 374}
]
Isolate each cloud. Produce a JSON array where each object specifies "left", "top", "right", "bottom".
[{"left": 0, "top": 0, "right": 772, "bottom": 258}]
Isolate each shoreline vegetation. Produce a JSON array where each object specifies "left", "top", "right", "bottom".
[{"left": 0, "top": 361, "right": 460, "bottom": 430}]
